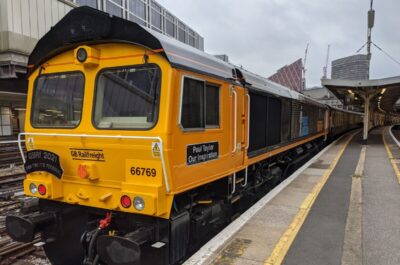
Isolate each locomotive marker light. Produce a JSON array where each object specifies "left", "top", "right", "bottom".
[
  {"left": 76, "top": 48, "right": 87, "bottom": 62},
  {"left": 38, "top": 184, "right": 47, "bottom": 195},
  {"left": 74, "top": 45, "right": 100, "bottom": 67},
  {"left": 121, "top": 195, "right": 132, "bottom": 208}
]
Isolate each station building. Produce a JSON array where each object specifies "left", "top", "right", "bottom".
[
  {"left": 302, "top": 87, "right": 344, "bottom": 109},
  {"left": 0, "top": 0, "right": 204, "bottom": 138},
  {"left": 305, "top": 54, "right": 369, "bottom": 111}
]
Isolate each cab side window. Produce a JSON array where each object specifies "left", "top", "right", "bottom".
[
  {"left": 205, "top": 84, "right": 219, "bottom": 127},
  {"left": 181, "top": 78, "right": 204, "bottom": 128},
  {"left": 180, "top": 77, "right": 220, "bottom": 129}
]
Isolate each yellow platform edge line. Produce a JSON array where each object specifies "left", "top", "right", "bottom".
[
  {"left": 264, "top": 131, "right": 358, "bottom": 265},
  {"left": 382, "top": 128, "right": 400, "bottom": 184}
]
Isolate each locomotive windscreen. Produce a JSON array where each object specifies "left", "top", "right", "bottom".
[
  {"left": 93, "top": 64, "right": 161, "bottom": 129},
  {"left": 31, "top": 72, "right": 84, "bottom": 128}
]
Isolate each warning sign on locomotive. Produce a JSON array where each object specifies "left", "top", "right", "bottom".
[{"left": 187, "top": 142, "right": 219, "bottom": 166}]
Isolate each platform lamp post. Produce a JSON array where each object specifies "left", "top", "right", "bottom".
[
  {"left": 363, "top": 0, "right": 375, "bottom": 143},
  {"left": 367, "top": 0, "right": 375, "bottom": 79}
]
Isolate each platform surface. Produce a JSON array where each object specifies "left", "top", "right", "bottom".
[
  {"left": 361, "top": 128, "right": 400, "bottom": 265},
  {"left": 185, "top": 127, "right": 400, "bottom": 265}
]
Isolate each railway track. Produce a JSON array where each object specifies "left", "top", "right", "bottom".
[
  {"left": 0, "top": 140, "right": 50, "bottom": 264},
  {"left": 0, "top": 188, "right": 36, "bottom": 264},
  {"left": 0, "top": 186, "right": 50, "bottom": 265},
  {"left": 0, "top": 140, "right": 25, "bottom": 169},
  {"left": 391, "top": 125, "right": 400, "bottom": 141}
]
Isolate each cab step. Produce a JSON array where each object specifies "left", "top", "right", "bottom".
[{"left": 231, "top": 194, "right": 241, "bottom": 204}]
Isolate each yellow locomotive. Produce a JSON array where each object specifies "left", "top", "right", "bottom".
[{"left": 6, "top": 7, "right": 362, "bottom": 265}]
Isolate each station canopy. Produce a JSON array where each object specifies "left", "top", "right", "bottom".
[{"left": 322, "top": 76, "right": 400, "bottom": 113}]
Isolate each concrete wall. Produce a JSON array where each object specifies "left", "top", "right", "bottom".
[
  {"left": 0, "top": 0, "right": 75, "bottom": 77},
  {"left": 0, "top": 0, "right": 74, "bottom": 136},
  {"left": 0, "top": 0, "right": 74, "bottom": 53}
]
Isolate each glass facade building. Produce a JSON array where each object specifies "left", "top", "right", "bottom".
[{"left": 70, "top": 0, "right": 204, "bottom": 50}]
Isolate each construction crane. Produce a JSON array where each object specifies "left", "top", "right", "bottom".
[
  {"left": 302, "top": 43, "right": 309, "bottom": 90},
  {"left": 322, "top": 44, "right": 330, "bottom": 79}
]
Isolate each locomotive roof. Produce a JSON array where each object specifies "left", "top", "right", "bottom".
[
  {"left": 28, "top": 6, "right": 233, "bottom": 79},
  {"left": 28, "top": 6, "right": 323, "bottom": 106}
]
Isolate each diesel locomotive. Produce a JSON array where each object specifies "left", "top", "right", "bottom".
[{"left": 7, "top": 7, "right": 365, "bottom": 265}]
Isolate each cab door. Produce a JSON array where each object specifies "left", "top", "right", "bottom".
[{"left": 170, "top": 74, "right": 236, "bottom": 192}]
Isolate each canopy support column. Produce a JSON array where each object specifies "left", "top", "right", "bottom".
[{"left": 363, "top": 94, "right": 370, "bottom": 143}]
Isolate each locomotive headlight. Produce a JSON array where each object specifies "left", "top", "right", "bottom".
[
  {"left": 29, "top": 183, "right": 37, "bottom": 194},
  {"left": 74, "top": 46, "right": 100, "bottom": 66},
  {"left": 133, "top": 196, "right": 145, "bottom": 211},
  {"left": 76, "top": 48, "right": 87, "bottom": 63}
]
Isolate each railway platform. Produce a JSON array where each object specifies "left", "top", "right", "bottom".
[{"left": 185, "top": 126, "right": 400, "bottom": 265}]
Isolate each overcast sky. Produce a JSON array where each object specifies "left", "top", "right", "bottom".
[{"left": 157, "top": 0, "right": 400, "bottom": 88}]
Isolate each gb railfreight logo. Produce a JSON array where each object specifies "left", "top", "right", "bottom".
[{"left": 70, "top": 148, "right": 105, "bottom": 162}]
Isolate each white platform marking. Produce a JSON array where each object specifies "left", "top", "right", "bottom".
[{"left": 389, "top": 125, "right": 400, "bottom": 148}]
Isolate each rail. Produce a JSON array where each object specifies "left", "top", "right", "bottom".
[
  {"left": 0, "top": 139, "right": 25, "bottom": 168},
  {"left": 389, "top": 125, "right": 400, "bottom": 147},
  {"left": 0, "top": 140, "right": 25, "bottom": 145},
  {"left": 18, "top": 132, "right": 170, "bottom": 193}
]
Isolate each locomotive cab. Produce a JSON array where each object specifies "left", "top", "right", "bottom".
[{"left": 22, "top": 42, "right": 173, "bottom": 218}]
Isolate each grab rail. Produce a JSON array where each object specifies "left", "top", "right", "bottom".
[
  {"left": 232, "top": 90, "right": 238, "bottom": 153},
  {"left": 242, "top": 167, "right": 248, "bottom": 187},
  {"left": 232, "top": 172, "right": 236, "bottom": 194},
  {"left": 246, "top": 93, "right": 250, "bottom": 149}
]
